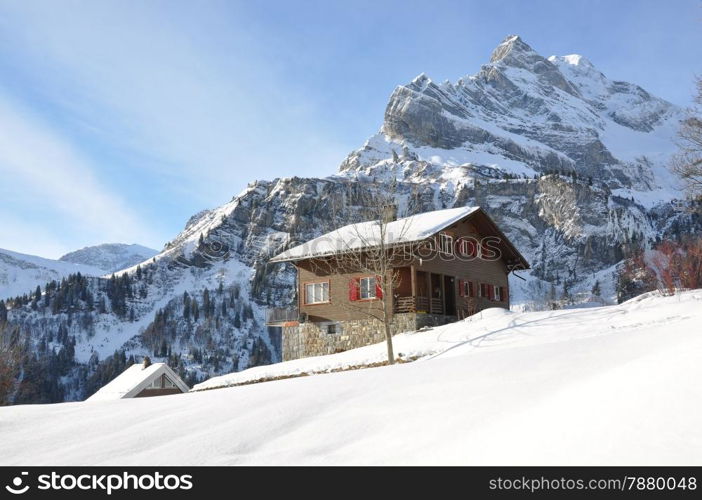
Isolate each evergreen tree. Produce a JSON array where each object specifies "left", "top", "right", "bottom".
[
  {"left": 591, "top": 280, "right": 602, "bottom": 297},
  {"left": 97, "top": 296, "right": 107, "bottom": 314},
  {"left": 192, "top": 298, "right": 200, "bottom": 322},
  {"left": 203, "top": 289, "right": 211, "bottom": 319},
  {"left": 183, "top": 292, "right": 191, "bottom": 320}
]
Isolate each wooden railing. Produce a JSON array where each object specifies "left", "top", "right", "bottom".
[
  {"left": 394, "top": 296, "right": 419, "bottom": 313},
  {"left": 266, "top": 307, "right": 299, "bottom": 325},
  {"left": 393, "top": 296, "right": 440, "bottom": 314}
]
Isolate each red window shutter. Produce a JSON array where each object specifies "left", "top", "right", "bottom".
[
  {"left": 458, "top": 279, "right": 464, "bottom": 297},
  {"left": 502, "top": 286, "right": 508, "bottom": 302},
  {"left": 349, "top": 278, "right": 359, "bottom": 301},
  {"left": 375, "top": 276, "right": 383, "bottom": 299},
  {"left": 468, "top": 281, "right": 474, "bottom": 297},
  {"left": 489, "top": 285, "right": 495, "bottom": 301}
]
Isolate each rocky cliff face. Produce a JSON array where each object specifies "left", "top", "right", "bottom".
[
  {"left": 2, "top": 35, "right": 699, "bottom": 404},
  {"left": 343, "top": 35, "right": 677, "bottom": 192}
]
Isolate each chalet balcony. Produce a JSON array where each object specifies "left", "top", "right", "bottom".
[
  {"left": 393, "top": 295, "right": 444, "bottom": 315},
  {"left": 266, "top": 307, "right": 300, "bottom": 326}
]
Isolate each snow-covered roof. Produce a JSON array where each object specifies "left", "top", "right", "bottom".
[
  {"left": 270, "top": 206, "right": 481, "bottom": 263},
  {"left": 86, "top": 363, "right": 189, "bottom": 401}
]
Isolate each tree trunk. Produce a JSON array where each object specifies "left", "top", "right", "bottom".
[
  {"left": 383, "top": 282, "right": 394, "bottom": 364},
  {"left": 384, "top": 317, "right": 394, "bottom": 365}
]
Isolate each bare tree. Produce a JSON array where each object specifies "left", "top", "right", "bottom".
[
  {"left": 0, "top": 324, "right": 21, "bottom": 406},
  {"left": 671, "top": 77, "right": 702, "bottom": 203},
  {"left": 310, "top": 191, "right": 417, "bottom": 364}
]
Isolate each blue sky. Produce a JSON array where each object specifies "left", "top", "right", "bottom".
[{"left": 0, "top": 0, "right": 700, "bottom": 258}]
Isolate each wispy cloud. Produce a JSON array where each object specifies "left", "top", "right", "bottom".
[
  {"left": 0, "top": 1, "right": 351, "bottom": 259},
  {"left": 0, "top": 91, "right": 157, "bottom": 257},
  {"left": 0, "top": 1, "right": 349, "bottom": 200},
  {"left": 0, "top": 1, "right": 349, "bottom": 257}
]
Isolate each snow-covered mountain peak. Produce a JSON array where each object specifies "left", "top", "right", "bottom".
[
  {"left": 342, "top": 34, "right": 682, "bottom": 204},
  {"left": 59, "top": 243, "right": 159, "bottom": 274},
  {"left": 0, "top": 243, "right": 160, "bottom": 300},
  {"left": 548, "top": 52, "right": 674, "bottom": 133},
  {"left": 489, "top": 34, "right": 537, "bottom": 64},
  {"left": 552, "top": 53, "right": 594, "bottom": 69},
  {"left": 409, "top": 72, "right": 432, "bottom": 90}
]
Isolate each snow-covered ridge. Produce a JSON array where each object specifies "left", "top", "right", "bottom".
[
  {"left": 0, "top": 243, "right": 159, "bottom": 301},
  {"left": 59, "top": 243, "right": 158, "bottom": 274},
  {"left": 0, "top": 247, "right": 105, "bottom": 300}
]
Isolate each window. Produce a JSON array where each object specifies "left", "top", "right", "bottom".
[
  {"left": 326, "top": 323, "right": 341, "bottom": 335},
  {"left": 494, "top": 286, "right": 501, "bottom": 301},
  {"left": 304, "top": 281, "right": 330, "bottom": 304},
  {"left": 458, "top": 238, "right": 477, "bottom": 258},
  {"left": 350, "top": 276, "right": 382, "bottom": 301},
  {"left": 459, "top": 280, "right": 474, "bottom": 297},
  {"left": 148, "top": 376, "right": 162, "bottom": 389},
  {"left": 164, "top": 376, "right": 176, "bottom": 388},
  {"left": 439, "top": 232, "right": 453, "bottom": 254},
  {"left": 360, "top": 276, "right": 377, "bottom": 300}
]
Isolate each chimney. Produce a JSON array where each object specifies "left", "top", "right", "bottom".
[
  {"left": 143, "top": 356, "right": 152, "bottom": 369},
  {"left": 382, "top": 204, "right": 397, "bottom": 224}
]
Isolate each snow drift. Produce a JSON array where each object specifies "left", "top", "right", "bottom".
[{"left": 0, "top": 290, "right": 700, "bottom": 465}]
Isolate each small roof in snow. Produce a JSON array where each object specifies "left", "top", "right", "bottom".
[
  {"left": 270, "top": 206, "right": 481, "bottom": 263},
  {"left": 86, "top": 362, "right": 189, "bottom": 401}
]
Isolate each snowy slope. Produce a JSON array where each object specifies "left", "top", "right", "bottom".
[
  {"left": 0, "top": 243, "right": 158, "bottom": 300},
  {"left": 1, "top": 290, "right": 700, "bottom": 465},
  {"left": 59, "top": 243, "right": 158, "bottom": 274},
  {"left": 0, "top": 248, "right": 105, "bottom": 300}
]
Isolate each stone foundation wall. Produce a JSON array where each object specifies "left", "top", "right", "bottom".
[{"left": 282, "top": 313, "right": 457, "bottom": 361}]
